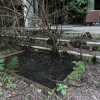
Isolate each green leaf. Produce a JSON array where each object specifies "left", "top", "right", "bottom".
[
  {"left": 0, "top": 59, "right": 5, "bottom": 63},
  {"left": 6, "top": 83, "right": 16, "bottom": 89},
  {"left": 0, "top": 64, "right": 4, "bottom": 66},
  {"left": 48, "top": 91, "right": 52, "bottom": 95},
  {"left": 0, "top": 91, "right": 3, "bottom": 95},
  {"left": 0, "top": 64, "right": 4, "bottom": 71},
  {"left": 7, "top": 56, "right": 19, "bottom": 70},
  {"left": 57, "top": 87, "right": 61, "bottom": 92},
  {"left": 6, "top": 84, "right": 11, "bottom": 89},
  {"left": 62, "top": 85, "right": 68, "bottom": 89},
  {"left": 73, "top": 67, "right": 77, "bottom": 70},
  {"left": 0, "top": 83, "right": 2, "bottom": 86},
  {"left": 61, "top": 89, "right": 67, "bottom": 95},
  {"left": 72, "top": 61, "right": 78, "bottom": 66},
  {"left": 11, "top": 84, "right": 16, "bottom": 88}
]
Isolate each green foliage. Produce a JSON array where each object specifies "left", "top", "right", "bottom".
[
  {"left": 48, "top": 0, "right": 88, "bottom": 17},
  {"left": 0, "top": 75, "right": 13, "bottom": 84},
  {"left": 72, "top": 61, "right": 85, "bottom": 73},
  {"left": 0, "top": 75, "right": 16, "bottom": 96},
  {"left": 1, "top": 76, "right": 15, "bottom": 86},
  {"left": 0, "top": 64, "right": 4, "bottom": 71},
  {"left": 0, "top": 58, "right": 5, "bottom": 71},
  {"left": 48, "top": 91, "right": 52, "bottom": 95},
  {"left": 56, "top": 95, "right": 60, "bottom": 100},
  {"left": 24, "top": 95, "right": 29, "bottom": 100},
  {"left": 56, "top": 83, "right": 68, "bottom": 96},
  {"left": 47, "top": 91, "right": 52, "bottom": 99},
  {"left": 0, "top": 82, "right": 3, "bottom": 96},
  {"left": 68, "top": 61, "right": 85, "bottom": 80},
  {"left": 7, "top": 56, "right": 19, "bottom": 70},
  {"left": 0, "top": 59, "right": 5, "bottom": 63},
  {"left": 0, "top": 87, "right": 3, "bottom": 96},
  {"left": 67, "top": 0, "right": 88, "bottom": 13},
  {"left": 6, "top": 83, "right": 16, "bottom": 89}
]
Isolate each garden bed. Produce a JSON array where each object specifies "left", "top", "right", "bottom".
[
  {"left": 4, "top": 51, "right": 74, "bottom": 92},
  {"left": 0, "top": 61, "right": 100, "bottom": 100}
]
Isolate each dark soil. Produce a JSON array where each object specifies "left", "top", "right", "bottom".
[{"left": 5, "top": 51, "right": 74, "bottom": 89}]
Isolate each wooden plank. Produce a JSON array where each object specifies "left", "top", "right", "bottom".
[
  {"left": 0, "top": 50, "right": 24, "bottom": 59},
  {"left": 13, "top": 73, "right": 55, "bottom": 94}
]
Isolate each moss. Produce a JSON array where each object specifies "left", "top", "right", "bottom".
[{"left": 7, "top": 56, "right": 19, "bottom": 70}]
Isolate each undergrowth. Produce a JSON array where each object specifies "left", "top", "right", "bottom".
[
  {"left": 0, "top": 74, "right": 16, "bottom": 96},
  {"left": 0, "top": 58, "right": 5, "bottom": 71},
  {"left": 7, "top": 56, "right": 19, "bottom": 71},
  {"left": 68, "top": 61, "right": 85, "bottom": 80},
  {"left": 0, "top": 57, "right": 17, "bottom": 96},
  {"left": 56, "top": 83, "right": 69, "bottom": 96},
  {"left": 56, "top": 61, "right": 85, "bottom": 96}
]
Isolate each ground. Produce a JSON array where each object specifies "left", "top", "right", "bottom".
[
  {"left": 0, "top": 26, "right": 100, "bottom": 99},
  {"left": 0, "top": 62, "right": 100, "bottom": 100}
]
